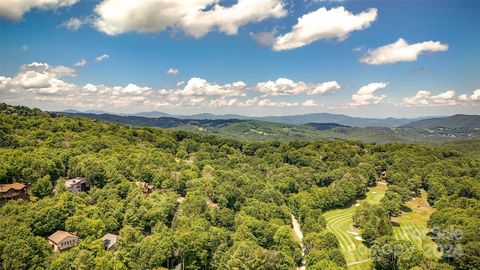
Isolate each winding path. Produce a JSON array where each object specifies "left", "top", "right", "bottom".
[{"left": 291, "top": 214, "right": 306, "bottom": 270}]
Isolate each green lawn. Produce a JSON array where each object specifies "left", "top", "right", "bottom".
[
  {"left": 392, "top": 190, "right": 441, "bottom": 259},
  {"left": 323, "top": 182, "right": 387, "bottom": 269}
]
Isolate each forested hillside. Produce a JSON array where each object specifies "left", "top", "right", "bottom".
[
  {"left": 1, "top": 104, "right": 479, "bottom": 270},
  {"left": 402, "top": 114, "right": 480, "bottom": 129},
  {"left": 62, "top": 112, "right": 480, "bottom": 144}
]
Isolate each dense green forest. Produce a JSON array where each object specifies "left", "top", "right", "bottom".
[{"left": 0, "top": 104, "right": 479, "bottom": 270}]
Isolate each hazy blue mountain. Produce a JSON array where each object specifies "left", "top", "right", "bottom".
[
  {"left": 254, "top": 113, "right": 417, "bottom": 128},
  {"left": 62, "top": 113, "right": 242, "bottom": 128},
  {"left": 402, "top": 114, "right": 480, "bottom": 128},
  {"left": 177, "top": 113, "right": 250, "bottom": 120},
  {"left": 59, "top": 112, "right": 480, "bottom": 144},
  {"left": 62, "top": 109, "right": 81, "bottom": 114},
  {"left": 83, "top": 110, "right": 112, "bottom": 115},
  {"left": 302, "top": 123, "right": 349, "bottom": 130},
  {"left": 62, "top": 109, "right": 438, "bottom": 128},
  {"left": 138, "top": 112, "right": 420, "bottom": 127},
  {"left": 132, "top": 111, "right": 173, "bottom": 118}
]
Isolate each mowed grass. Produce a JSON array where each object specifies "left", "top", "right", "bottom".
[
  {"left": 323, "top": 182, "right": 388, "bottom": 269},
  {"left": 392, "top": 190, "right": 441, "bottom": 259}
]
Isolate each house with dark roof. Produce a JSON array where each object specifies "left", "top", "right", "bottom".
[
  {"left": 48, "top": 230, "right": 79, "bottom": 252},
  {"left": 0, "top": 183, "right": 27, "bottom": 201},
  {"left": 101, "top": 233, "right": 118, "bottom": 251}
]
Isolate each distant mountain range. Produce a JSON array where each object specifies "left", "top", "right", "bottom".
[
  {"left": 60, "top": 113, "right": 242, "bottom": 128},
  {"left": 60, "top": 109, "right": 437, "bottom": 128},
  {"left": 401, "top": 114, "right": 480, "bottom": 129},
  {"left": 59, "top": 111, "right": 480, "bottom": 143}
]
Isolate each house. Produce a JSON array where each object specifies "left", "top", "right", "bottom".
[
  {"left": 48, "top": 230, "right": 79, "bottom": 252},
  {"left": 64, "top": 177, "right": 90, "bottom": 194},
  {"left": 0, "top": 183, "right": 27, "bottom": 201},
  {"left": 135, "top": 181, "right": 154, "bottom": 194},
  {"left": 101, "top": 233, "right": 118, "bottom": 251}
]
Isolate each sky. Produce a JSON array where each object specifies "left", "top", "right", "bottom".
[{"left": 0, "top": 0, "right": 479, "bottom": 118}]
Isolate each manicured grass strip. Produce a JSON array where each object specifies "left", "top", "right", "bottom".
[
  {"left": 323, "top": 182, "right": 387, "bottom": 267},
  {"left": 392, "top": 190, "right": 441, "bottom": 259}
]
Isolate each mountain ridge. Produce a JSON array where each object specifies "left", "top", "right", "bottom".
[
  {"left": 401, "top": 114, "right": 480, "bottom": 129},
  {"left": 61, "top": 109, "right": 438, "bottom": 128}
]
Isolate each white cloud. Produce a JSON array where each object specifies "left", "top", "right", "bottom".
[
  {"left": 166, "top": 68, "right": 179, "bottom": 75},
  {"left": 207, "top": 97, "right": 239, "bottom": 107},
  {"left": 82, "top": 83, "right": 98, "bottom": 92},
  {"left": 349, "top": 82, "right": 388, "bottom": 106},
  {"left": 401, "top": 90, "right": 457, "bottom": 107},
  {"left": 176, "top": 81, "right": 185, "bottom": 87},
  {"left": 3, "top": 62, "right": 418, "bottom": 111},
  {"left": 360, "top": 38, "right": 448, "bottom": 65},
  {"left": 302, "top": 100, "right": 318, "bottom": 107},
  {"left": 273, "top": 6, "right": 377, "bottom": 51},
  {"left": 307, "top": 81, "right": 341, "bottom": 95},
  {"left": 74, "top": 59, "right": 87, "bottom": 67},
  {"left": 93, "top": 0, "right": 286, "bottom": 38},
  {"left": 173, "top": 77, "right": 247, "bottom": 97},
  {"left": 459, "top": 89, "right": 480, "bottom": 103},
  {"left": 95, "top": 54, "right": 109, "bottom": 62},
  {"left": 61, "top": 17, "right": 86, "bottom": 31},
  {"left": 257, "top": 98, "right": 299, "bottom": 107},
  {"left": 0, "top": 0, "right": 78, "bottom": 20},
  {"left": 21, "top": 45, "right": 29, "bottom": 52},
  {"left": 3, "top": 62, "right": 76, "bottom": 94},
  {"left": 255, "top": 78, "right": 340, "bottom": 96}
]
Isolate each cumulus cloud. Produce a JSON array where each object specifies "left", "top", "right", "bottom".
[
  {"left": 74, "top": 59, "right": 87, "bottom": 67},
  {"left": 0, "top": 62, "right": 344, "bottom": 110},
  {"left": 302, "top": 100, "right": 318, "bottom": 107},
  {"left": 360, "top": 38, "right": 448, "bottom": 65},
  {"left": 308, "top": 81, "right": 341, "bottom": 95},
  {"left": 93, "top": 0, "right": 286, "bottom": 38},
  {"left": 95, "top": 54, "right": 109, "bottom": 62},
  {"left": 257, "top": 98, "right": 299, "bottom": 107},
  {"left": 272, "top": 6, "right": 377, "bottom": 51},
  {"left": 166, "top": 68, "right": 179, "bottom": 75},
  {"left": 1, "top": 62, "right": 76, "bottom": 94},
  {"left": 349, "top": 82, "right": 388, "bottom": 106},
  {"left": 459, "top": 89, "right": 480, "bottom": 103},
  {"left": 255, "top": 78, "right": 340, "bottom": 96},
  {"left": 172, "top": 77, "right": 247, "bottom": 97},
  {"left": 0, "top": 0, "right": 78, "bottom": 20},
  {"left": 401, "top": 90, "right": 458, "bottom": 107}
]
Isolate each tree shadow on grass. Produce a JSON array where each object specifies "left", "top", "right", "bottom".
[{"left": 391, "top": 221, "right": 400, "bottom": 227}]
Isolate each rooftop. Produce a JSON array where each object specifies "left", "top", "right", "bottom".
[
  {"left": 48, "top": 230, "right": 77, "bottom": 244},
  {"left": 101, "top": 233, "right": 118, "bottom": 249},
  {"left": 0, "top": 183, "right": 26, "bottom": 193},
  {"left": 64, "top": 177, "right": 87, "bottom": 187}
]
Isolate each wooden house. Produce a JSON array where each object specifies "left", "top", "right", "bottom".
[
  {"left": 0, "top": 183, "right": 27, "bottom": 201},
  {"left": 48, "top": 230, "right": 79, "bottom": 252}
]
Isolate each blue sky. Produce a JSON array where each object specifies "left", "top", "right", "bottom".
[{"left": 0, "top": 0, "right": 479, "bottom": 117}]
